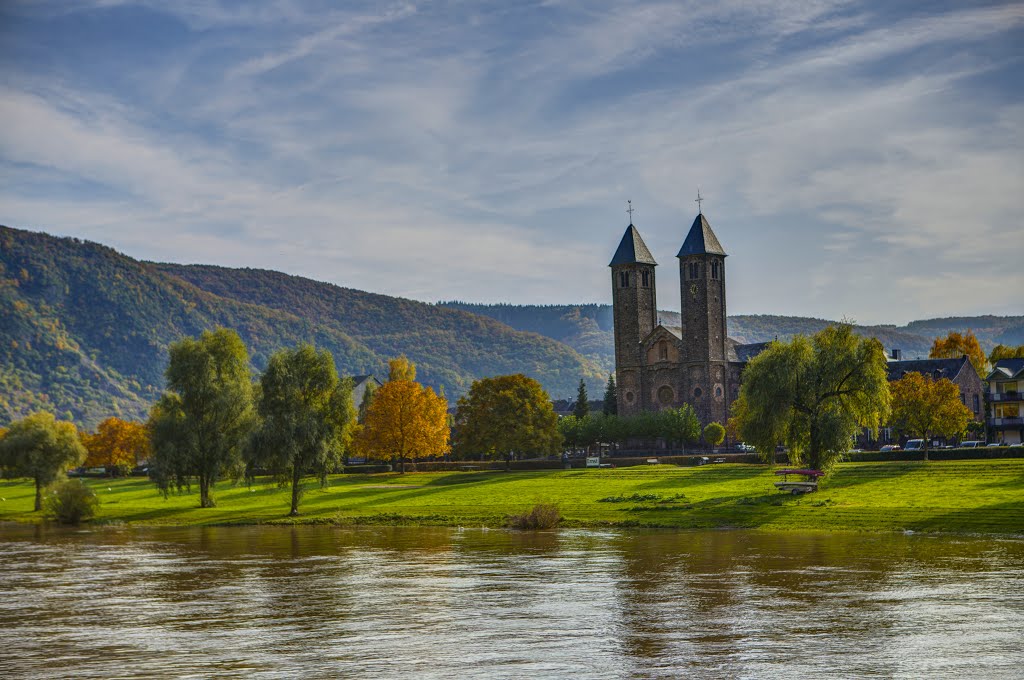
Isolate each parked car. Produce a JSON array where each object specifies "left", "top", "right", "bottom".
[
  {"left": 961, "top": 441, "right": 984, "bottom": 448},
  {"left": 986, "top": 443, "right": 1005, "bottom": 448},
  {"left": 880, "top": 444, "right": 901, "bottom": 452},
  {"left": 904, "top": 439, "right": 924, "bottom": 451},
  {"left": 736, "top": 443, "right": 756, "bottom": 453}
]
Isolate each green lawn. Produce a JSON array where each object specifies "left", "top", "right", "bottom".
[{"left": 1, "top": 459, "right": 1022, "bottom": 534}]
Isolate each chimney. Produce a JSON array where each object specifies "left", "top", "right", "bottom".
[{"left": 891, "top": 348, "right": 902, "bottom": 360}]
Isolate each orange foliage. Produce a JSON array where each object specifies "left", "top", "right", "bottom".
[
  {"left": 84, "top": 417, "right": 150, "bottom": 472},
  {"left": 929, "top": 330, "right": 986, "bottom": 377},
  {"left": 355, "top": 379, "right": 449, "bottom": 472}
]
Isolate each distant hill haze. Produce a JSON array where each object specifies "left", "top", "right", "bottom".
[
  {"left": 1, "top": 224, "right": 1019, "bottom": 428},
  {"left": 438, "top": 306, "right": 1024, "bottom": 373}
]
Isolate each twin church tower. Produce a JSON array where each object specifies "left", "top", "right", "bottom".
[{"left": 610, "top": 208, "right": 761, "bottom": 427}]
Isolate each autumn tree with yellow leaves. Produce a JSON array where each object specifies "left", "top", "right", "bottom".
[
  {"left": 929, "top": 330, "right": 987, "bottom": 377},
  {"left": 84, "top": 417, "right": 150, "bottom": 476},
  {"left": 890, "top": 371, "right": 972, "bottom": 460},
  {"left": 355, "top": 357, "right": 449, "bottom": 473}
]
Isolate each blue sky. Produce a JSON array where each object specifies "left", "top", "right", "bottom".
[{"left": 1, "top": 1, "right": 1022, "bottom": 324}]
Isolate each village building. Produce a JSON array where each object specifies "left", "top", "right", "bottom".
[{"left": 986, "top": 358, "right": 1024, "bottom": 445}]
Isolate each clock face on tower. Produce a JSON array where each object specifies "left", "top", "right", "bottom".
[{"left": 689, "top": 283, "right": 698, "bottom": 298}]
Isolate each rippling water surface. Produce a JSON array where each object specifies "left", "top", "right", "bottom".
[{"left": 1, "top": 524, "right": 1022, "bottom": 678}]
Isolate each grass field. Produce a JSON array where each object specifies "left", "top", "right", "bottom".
[{"left": 1, "top": 459, "right": 1022, "bottom": 534}]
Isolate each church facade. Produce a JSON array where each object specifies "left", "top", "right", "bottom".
[{"left": 610, "top": 212, "right": 765, "bottom": 426}]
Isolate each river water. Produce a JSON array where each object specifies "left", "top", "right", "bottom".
[{"left": 0, "top": 524, "right": 1022, "bottom": 679}]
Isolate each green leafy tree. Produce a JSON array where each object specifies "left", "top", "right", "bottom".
[
  {"left": 248, "top": 345, "right": 355, "bottom": 515},
  {"left": 603, "top": 374, "right": 618, "bottom": 416},
  {"left": 558, "top": 415, "right": 581, "bottom": 450},
  {"left": 0, "top": 411, "right": 87, "bottom": 511},
  {"left": 657, "top": 406, "right": 702, "bottom": 448},
  {"left": 574, "top": 379, "right": 590, "bottom": 419},
  {"left": 454, "top": 374, "right": 561, "bottom": 463},
  {"left": 890, "top": 372, "right": 972, "bottom": 460},
  {"left": 735, "top": 325, "right": 891, "bottom": 472},
  {"left": 704, "top": 422, "right": 726, "bottom": 450},
  {"left": 988, "top": 344, "right": 1024, "bottom": 364},
  {"left": 357, "top": 381, "right": 377, "bottom": 424},
  {"left": 148, "top": 328, "right": 256, "bottom": 508}
]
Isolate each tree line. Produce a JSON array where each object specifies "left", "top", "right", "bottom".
[{"left": 0, "top": 324, "right": 992, "bottom": 521}]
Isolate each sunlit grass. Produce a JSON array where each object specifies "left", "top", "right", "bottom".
[{"left": 1, "top": 459, "right": 1021, "bottom": 534}]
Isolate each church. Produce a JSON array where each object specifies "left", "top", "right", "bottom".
[{"left": 610, "top": 209, "right": 766, "bottom": 426}]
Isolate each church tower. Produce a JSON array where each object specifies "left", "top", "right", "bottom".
[
  {"left": 610, "top": 223, "right": 657, "bottom": 415},
  {"left": 677, "top": 211, "right": 729, "bottom": 423}
]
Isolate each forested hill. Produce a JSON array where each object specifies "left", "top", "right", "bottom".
[
  {"left": 0, "top": 225, "right": 605, "bottom": 428},
  {"left": 440, "top": 303, "right": 1024, "bottom": 371}
]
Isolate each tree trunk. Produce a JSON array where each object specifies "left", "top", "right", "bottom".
[
  {"left": 399, "top": 454, "right": 405, "bottom": 474},
  {"left": 34, "top": 477, "right": 42, "bottom": 512},
  {"left": 290, "top": 466, "right": 302, "bottom": 516},
  {"left": 923, "top": 435, "right": 929, "bottom": 462},
  {"left": 199, "top": 475, "right": 215, "bottom": 508}
]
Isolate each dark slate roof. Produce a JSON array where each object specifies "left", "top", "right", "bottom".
[
  {"left": 886, "top": 357, "right": 969, "bottom": 382},
  {"left": 677, "top": 213, "right": 727, "bottom": 257},
  {"left": 987, "top": 358, "right": 1024, "bottom": 380},
  {"left": 349, "top": 375, "right": 383, "bottom": 388},
  {"left": 734, "top": 341, "right": 771, "bottom": 363},
  {"left": 609, "top": 224, "right": 658, "bottom": 266}
]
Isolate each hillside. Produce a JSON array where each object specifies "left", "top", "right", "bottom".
[
  {"left": 440, "top": 303, "right": 1023, "bottom": 371},
  {"left": 0, "top": 226, "right": 605, "bottom": 427}
]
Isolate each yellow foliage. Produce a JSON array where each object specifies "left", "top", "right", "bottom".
[
  {"left": 84, "top": 417, "right": 151, "bottom": 472},
  {"left": 355, "top": 379, "right": 449, "bottom": 471},
  {"left": 929, "top": 330, "right": 987, "bottom": 377},
  {"left": 387, "top": 355, "right": 417, "bottom": 382},
  {"left": 890, "top": 372, "right": 972, "bottom": 458}
]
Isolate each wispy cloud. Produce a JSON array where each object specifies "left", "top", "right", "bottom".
[{"left": 1, "top": 0, "right": 1022, "bottom": 324}]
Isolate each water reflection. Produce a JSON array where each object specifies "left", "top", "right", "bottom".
[{"left": 1, "top": 524, "right": 1022, "bottom": 678}]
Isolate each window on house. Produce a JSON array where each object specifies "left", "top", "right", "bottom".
[
  {"left": 973, "top": 394, "right": 980, "bottom": 413},
  {"left": 711, "top": 261, "right": 719, "bottom": 280},
  {"left": 659, "top": 341, "right": 668, "bottom": 361},
  {"left": 619, "top": 271, "right": 630, "bottom": 288},
  {"left": 641, "top": 270, "right": 650, "bottom": 287}
]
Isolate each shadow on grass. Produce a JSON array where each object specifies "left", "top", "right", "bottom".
[{"left": 907, "top": 499, "right": 1024, "bottom": 535}]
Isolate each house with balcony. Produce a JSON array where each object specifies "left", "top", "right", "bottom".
[
  {"left": 859, "top": 350, "right": 985, "bottom": 447},
  {"left": 986, "top": 358, "right": 1024, "bottom": 445}
]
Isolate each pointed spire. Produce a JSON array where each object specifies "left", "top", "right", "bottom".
[
  {"left": 677, "top": 213, "right": 727, "bottom": 257},
  {"left": 610, "top": 224, "right": 658, "bottom": 266}
]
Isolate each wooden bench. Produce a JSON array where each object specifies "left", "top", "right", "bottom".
[{"left": 646, "top": 458, "right": 659, "bottom": 465}]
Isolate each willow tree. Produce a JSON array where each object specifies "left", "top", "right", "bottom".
[
  {"left": 0, "top": 412, "right": 87, "bottom": 511},
  {"left": 248, "top": 345, "right": 354, "bottom": 515},
  {"left": 148, "top": 328, "right": 255, "bottom": 508},
  {"left": 735, "top": 325, "right": 891, "bottom": 472}
]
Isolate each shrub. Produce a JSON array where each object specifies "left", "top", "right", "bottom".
[
  {"left": 45, "top": 479, "right": 100, "bottom": 524},
  {"left": 509, "top": 503, "right": 561, "bottom": 529}
]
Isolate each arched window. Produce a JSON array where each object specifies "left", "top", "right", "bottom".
[
  {"left": 711, "top": 261, "right": 720, "bottom": 280},
  {"left": 619, "top": 271, "right": 630, "bottom": 288},
  {"left": 659, "top": 340, "right": 668, "bottom": 361},
  {"left": 641, "top": 270, "right": 650, "bottom": 287}
]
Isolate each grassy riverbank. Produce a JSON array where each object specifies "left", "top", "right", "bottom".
[{"left": 2, "top": 459, "right": 1022, "bottom": 534}]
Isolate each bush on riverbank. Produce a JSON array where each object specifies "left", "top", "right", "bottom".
[
  {"left": 45, "top": 479, "right": 100, "bottom": 524},
  {"left": 509, "top": 503, "right": 561, "bottom": 529}
]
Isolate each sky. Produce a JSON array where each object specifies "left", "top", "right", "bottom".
[{"left": 1, "top": 0, "right": 1022, "bottom": 324}]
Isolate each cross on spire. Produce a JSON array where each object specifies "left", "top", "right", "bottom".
[
  {"left": 627, "top": 200, "right": 634, "bottom": 224},
  {"left": 695, "top": 188, "right": 704, "bottom": 215}
]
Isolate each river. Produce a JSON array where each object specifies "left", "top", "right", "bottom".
[{"left": 1, "top": 524, "right": 1022, "bottom": 678}]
